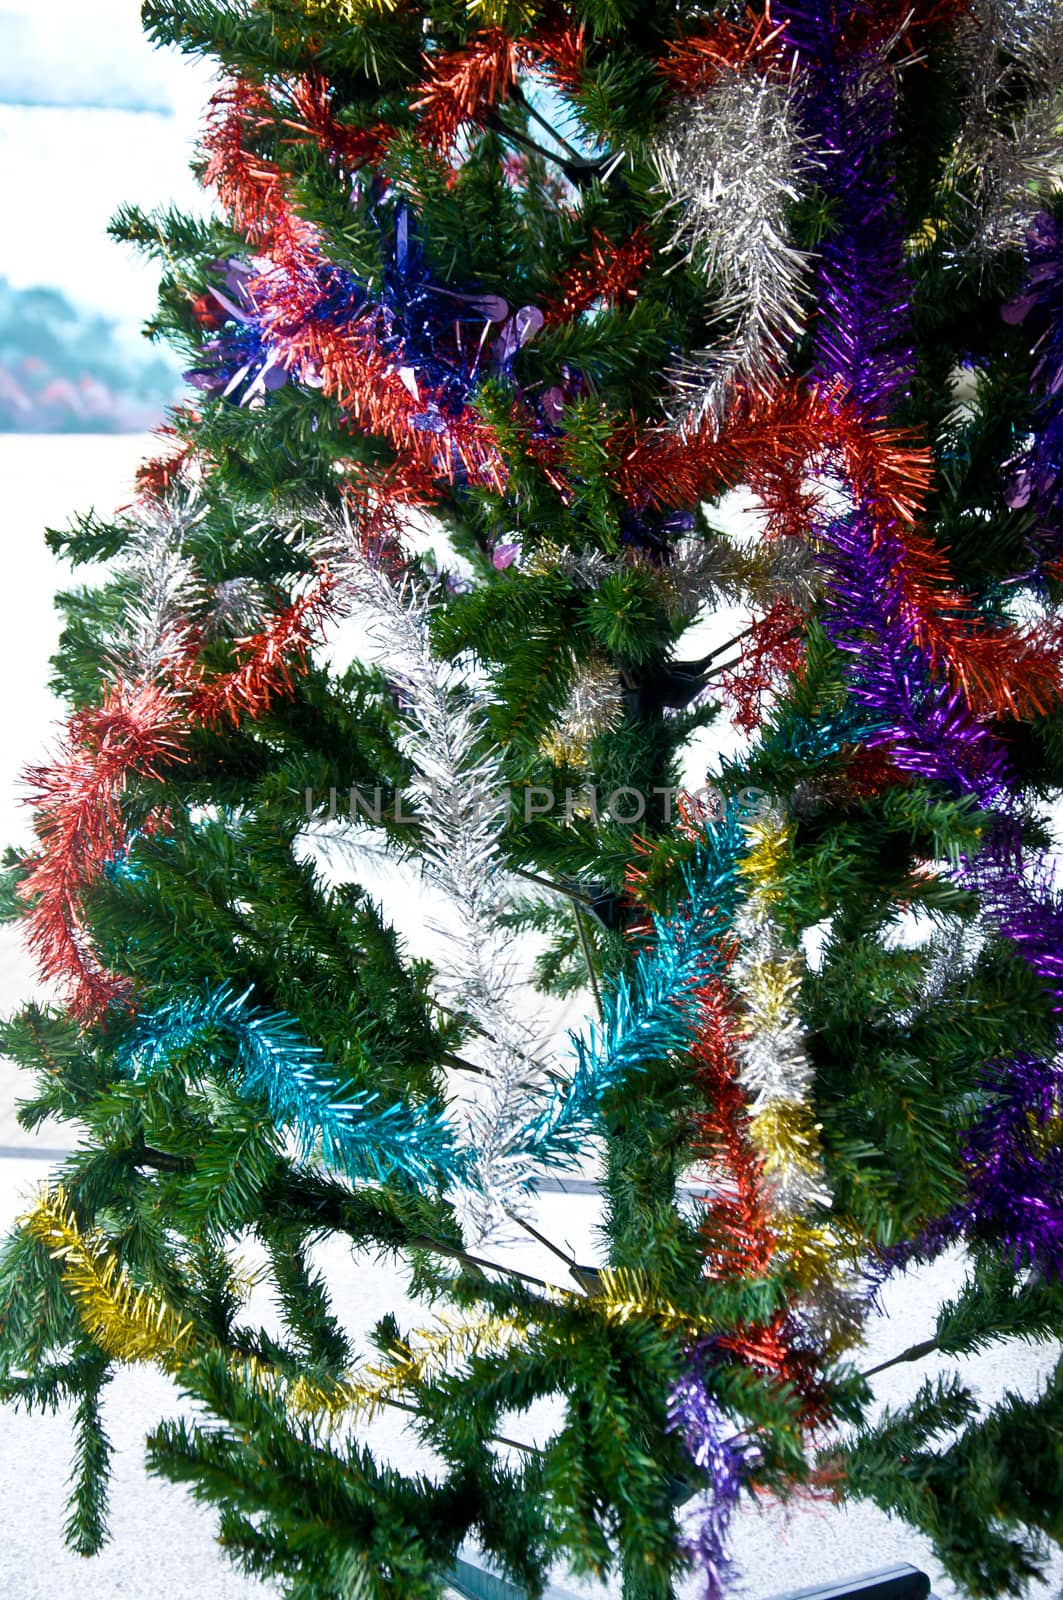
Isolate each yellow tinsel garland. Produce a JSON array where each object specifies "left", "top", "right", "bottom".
[
  {"left": 297, "top": 0, "right": 401, "bottom": 19},
  {"left": 22, "top": 1191, "right": 721, "bottom": 1427}
]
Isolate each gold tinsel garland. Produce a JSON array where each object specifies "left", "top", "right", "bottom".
[{"left": 730, "top": 814, "right": 864, "bottom": 1352}]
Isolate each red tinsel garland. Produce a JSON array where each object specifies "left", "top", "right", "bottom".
[
  {"left": 283, "top": 75, "right": 392, "bottom": 174},
  {"left": 659, "top": 0, "right": 971, "bottom": 97},
  {"left": 20, "top": 562, "right": 338, "bottom": 1019},
  {"left": 181, "top": 576, "right": 337, "bottom": 728},
  {"left": 546, "top": 229, "right": 653, "bottom": 322},
  {"left": 609, "top": 383, "right": 1063, "bottom": 724},
  {"left": 19, "top": 682, "right": 186, "bottom": 1020},
  {"left": 411, "top": 24, "right": 589, "bottom": 152},
  {"left": 529, "top": 22, "right": 587, "bottom": 93},
  {"left": 411, "top": 29, "right": 524, "bottom": 153},
  {"left": 198, "top": 76, "right": 508, "bottom": 494},
  {"left": 659, "top": 4, "right": 790, "bottom": 93},
  {"left": 625, "top": 818, "right": 839, "bottom": 1423},
  {"left": 688, "top": 976, "right": 777, "bottom": 1280},
  {"left": 719, "top": 598, "right": 807, "bottom": 734},
  {"left": 200, "top": 79, "right": 313, "bottom": 259},
  {"left": 194, "top": 57, "right": 1057, "bottom": 740}
]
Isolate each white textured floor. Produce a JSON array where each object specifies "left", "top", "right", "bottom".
[{"left": 0, "top": 436, "right": 1060, "bottom": 1600}]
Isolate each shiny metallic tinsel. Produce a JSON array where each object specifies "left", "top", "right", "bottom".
[
  {"left": 649, "top": 68, "right": 819, "bottom": 427},
  {"left": 537, "top": 532, "right": 820, "bottom": 624},
  {"left": 533, "top": 538, "right": 747, "bottom": 619},
  {"left": 204, "top": 575, "right": 276, "bottom": 639},
  {"left": 108, "top": 492, "right": 283, "bottom": 679},
  {"left": 108, "top": 490, "right": 207, "bottom": 679},
  {"left": 953, "top": 0, "right": 1063, "bottom": 252},
  {"left": 729, "top": 812, "right": 828, "bottom": 1212},
  {"left": 658, "top": 537, "right": 749, "bottom": 618},
  {"left": 745, "top": 536, "right": 823, "bottom": 611},
  {"left": 729, "top": 810, "right": 865, "bottom": 1353},
  {"left": 539, "top": 654, "right": 625, "bottom": 768},
  {"left": 314, "top": 505, "right": 558, "bottom": 1241}
]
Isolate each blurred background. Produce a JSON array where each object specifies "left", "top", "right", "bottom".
[
  {"left": 0, "top": 0, "right": 212, "bottom": 857},
  {"left": 0, "top": 0, "right": 210, "bottom": 430}
]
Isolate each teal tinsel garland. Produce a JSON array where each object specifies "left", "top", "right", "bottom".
[
  {"left": 520, "top": 810, "right": 745, "bottom": 1166},
  {"left": 113, "top": 815, "right": 745, "bottom": 1199},
  {"left": 117, "top": 985, "right": 462, "bottom": 1187}
]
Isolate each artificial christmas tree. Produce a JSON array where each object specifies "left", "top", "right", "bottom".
[{"left": 3, "top": 2, "right": 1063, "bottom": 1596}]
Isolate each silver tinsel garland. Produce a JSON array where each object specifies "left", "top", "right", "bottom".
[
  {"left": 953, "top": 0, "right": 1063, "bottom": 251},
  {"left": 545, "top": 538, "right": 746, "bottom": 617},
  {"left": 107, "top": 488, "right": 285, "bottom": 680},
  {"left": 108, "top": 489, "right": 208, "bottom": 679},
  {"left": 649, "top": 68, "right": 819, "bottom": 428},
  {"left": 544, "top": 532, "right": 820, "bottom": 621},
  {"left": 317, "top": 506, "right": 561, "bottom": 1241},
  {"left": 539, "top": 652, "right": 625, "bottom": 766},
  {"left": 729, "top": 811, "right": 867, "bottom": 1354}
]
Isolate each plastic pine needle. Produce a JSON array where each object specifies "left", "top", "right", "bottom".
[{"left": 9, "top": 6, "right": 1063, "bottom": 1598}]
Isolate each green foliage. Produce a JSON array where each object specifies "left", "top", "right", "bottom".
[
  {"left": 1, "top": 2, "right": 1062, "bottom": 1597},
  {"left": 584, "top": 570, "right": 671, "bottom": 665},
  {"left": 836, "top": 1361, "right": 1063, "bottom": 1598},
  {"left": 64, "top": 1355, "right": 114, "bottom": 1557}
]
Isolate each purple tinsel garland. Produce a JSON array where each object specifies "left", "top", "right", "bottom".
[
  {"left": 777, "top": 11, "right": 1063, "bottom": 1277},
  {"left": 966, "top": 824, "right": 1063, "bottom": 1009},
  {"left": 817, "top": 514, "right": 1063, "bottom": 1279},
  {"left": 670, "top": 13, "right": 1061, "bottom": 1585},
  {"left": 819, "top": 503, "right": 1063, "bottom": 1275},
  {"left": 962, "top": 1053, "right": 1063, "bottom": 1276},
  {"left": 667, "top": 1354, "right": 758, "bottom": 1600},
  {"left": 1003, "top": 211, "right": 1063, "bottom": 570},
  {"left": 820, "top": 509, "right": 1011, "bottom": 807},
  {"left": 820, "top": 519, "right": 1063, "bottom": 1271},
  {"left": 781, "top": 1, "right": 916, "bottom": 415},
  {"left": 673, "top": 18, "right": 1063, "bottom": 1592}
]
